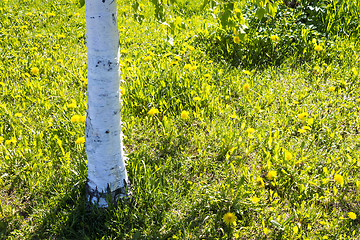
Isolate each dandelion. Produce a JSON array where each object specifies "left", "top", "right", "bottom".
[
  {"left": 47, "top": 12, "right": 56, "bottom": 17},
  {"left": 148, "top": 108, "right": 159, "bottom": 116},
  {"left": 120, "top": 86, "right": 125, "bottom": 95},
  {"left": 230, "top": 113, "right": 238, "bottom": 119},
  {"left": 189, "top": 65, "right": 197, "bottom": 71},
  {"left": 243, "top": 70, "right": 251, "bottom": 75},
  {"left": 307, "top": 118, "right": 314, "bottom": 125},
  {"left": 250, "top": 196, "right": 260, "bottom": 204},
  {"left": 80, "top": 115, "right": 86, "bottom": 123},
  {"left": 223, "top": 212, "right": 237, "bottom": 225},
  {"left": 0, "top": 136, "right": 4, "bottom": 144},
  {"left": 233, "top": 36, "right": 240, "bottom": 44},
  {"left": 204, "top": 73, "right": 211, "bottom": 78},
  {"left": 120, "top": 49, "right": 128, "bottom": 54},
  {"left": 246, "top": 128, "right": 255, "bottom": 134},
  {"left": 263, "top": 228, "right": 270, "bottom": 235},
  {"left": 242, "top": 83, "right": 250, "bottom": 91},
  {"left": 328, "top": 86, "right": 335, "bottom": 92},
  {"left": 266, "top": 170, "right": 277, "bottom": 180},
  {"left": 285, "top": 151, "right": 293, "bottom": 160},
  {"left": 298, "top": 128, "right": 306, "bottom": 133},
  {"left": 298, "top": 112, "right": 308, "bottom": 120},
  {"left": 71, "top": 115, "right": 81, "bottom": 123},
  {"left": 270, "top": 35, "right": 280, "bottom": 42},
  {"left": 314, "top": 45, "right": 323, "bottom": 52},
  {"left": 334, "top": 174, "right": 344, "bottom": 187},
  {"left": 193, "top": 97, "right": 201, "bottom": 101},
  {"left": 15, "top": 113, "right": 22, "bottom": 117},
  {"left": 187, "top": 45, "right": 195, "bottom": 51},
  {"left": 30, "top": 67, "right": 39, "bottom": 75},
  {"left": 180, "top": 110, "right": 189, "bottom": 120},
  {"left": 184, "top": 64, "right": 191, "bottom": 70},
  {"left": 348, "top": 212, "right": 357, "bottom": 220},
  {"left": 234, "top": 8, "right": 241, "bottom": 14},
  {"left": 75, "top": 137, "right": 85, "bottom": 145},
  {"left": 5, "top": 137, "right": 17, "bottom": 146},
  {"left": 67, "top": 102, "right": 77, "bottom": 109},
  {"left": 256, "top": 177, "right": 265, "bottom": 188}
]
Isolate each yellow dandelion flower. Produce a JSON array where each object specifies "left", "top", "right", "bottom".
[
  {"left": 298, "top": 128, "right": 306, "bottom": 133},
  {"left": 298, "top": 112, "right": 308, "bottom": 120},
  {"left": 148, "top": 108, "right": 159, "bottom": 116},
  {"left": 30, "top": 67, "right": 40, "bottom": 75},
  {"left": 263, "top": 227, "right": 270, "bottom": 235},
  {"left": 223, "top": 212, "right": 237, "bottom": 225},
  {"left": 75, "top": 137, "right": 85, "bottom": 145},
  {"left": 74, "top": 12, "right": 80, "bottom": 17},
  {"left": 243, "top": 70, "right": 251, "bottom": 75},
  {"left": 328, "top": 86, "right": 335, "bottom": 92},
  {"left": 230, "top": 113, "right": 238, "bottom": 119},
  {"left": 242, "top": 83, "right": 250, "bottom": 91},
  {"left": 270, "top": 35, "right": 280, "bottom": 42},
  {"left": 303, "top": 126, "right": 311, "bottom": 131},
  {"left": 5, "top": 137, "right": 17, "bottom": 146},
  {"left": 233, "top": 36, "right": 240, "bottom": 44},
  {"left": 266, "top": 170, "right": 277, "bottom": 180},
  {"left": 188, "top": 45, "right": 195, "bottom": 51},
  {"left": 348, "top": 212, "right": 357, "bottom": 220},
  {"left": 285, "top": 151, "right": 293, "bottom": 160},
  {"left": 80, "top": 115, "right": 86, "bottom": 123},
  {"left": 204, "top": 73, "right": 211, "bottom": 78},
  {"left": 120, "top": 86, "right": 125, "bottom": 95},
  {"left": 180, "top": 110, "right": 190, "bottom": 120},
  {"left": 250, "top": 196, "right": 260, "bottom": 204},
  {"left": 184, "top": 64, "right": 191, "bottom": 70},
  {"left": 120, "top": 49, "right": 128, "bottom": 54},
  {"left": 256, "top": 177, "right": 265, "bottom": 188},
  {"left": 193, "top": 97, "right": 201, "bottom": 101},
  {"left": 71, "top": 115, "right": 81, "bottom": 123},
  {"left": 246, "top": 128, "right": 255, "bottom": 134},
  {"left": 0, "top": 136, "right": 3, "bottom": 144},
  {"left": 14, "top": 113, "right": 22, "bottom": 117},
  {"left": 307, "top": 118, "right": 314, "bottom": 125},
  {"left": 234, "top": 8, "right": 241, "bottom": 14},
  {"left": 334, "top": 174, "right": 344, "bottom": 187},
  {"left": 67, "top": 103, "right": 77, "bottom": 109},
  {"left": 47, "top": 12, "right": 56, "bottom": 17},
  {"left": 314, "top": 45, "right": 323, "bottom": 52}
]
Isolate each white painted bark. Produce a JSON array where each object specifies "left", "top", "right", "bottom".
[{"left": 85, "top": 0, "right": 129, "bottom": 207}]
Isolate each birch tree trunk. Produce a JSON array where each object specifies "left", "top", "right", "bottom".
[{"left": 85, "top": 0, "right": 129, "bottom": 207}]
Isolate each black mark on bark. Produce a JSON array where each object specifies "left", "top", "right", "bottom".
[{"left": 105, "top": 130, "right": 110, "bottom": 134}]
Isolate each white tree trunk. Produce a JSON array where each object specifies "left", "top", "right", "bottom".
[{"left": 85, "top": 0, "right": 129, "bottom": 207}]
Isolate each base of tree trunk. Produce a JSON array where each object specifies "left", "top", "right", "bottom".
[{"left": 86, "top": 179, "right": 131, "bottom": 207}]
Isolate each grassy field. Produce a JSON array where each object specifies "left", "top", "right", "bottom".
[{"left": 1, "top": 0, "right": 360, "bottom": 239}]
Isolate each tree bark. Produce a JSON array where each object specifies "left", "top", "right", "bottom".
[{"left": 85, "top": 0, "right": 129, "bottom": 207}]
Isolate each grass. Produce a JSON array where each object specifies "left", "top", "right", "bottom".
[{"left": 1, "top": 0, "right": 360, "bottom": 239}]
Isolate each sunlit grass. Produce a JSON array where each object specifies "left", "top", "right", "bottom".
[{"left": 0, "top": 0, "right": 360, "bottom": 239}]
